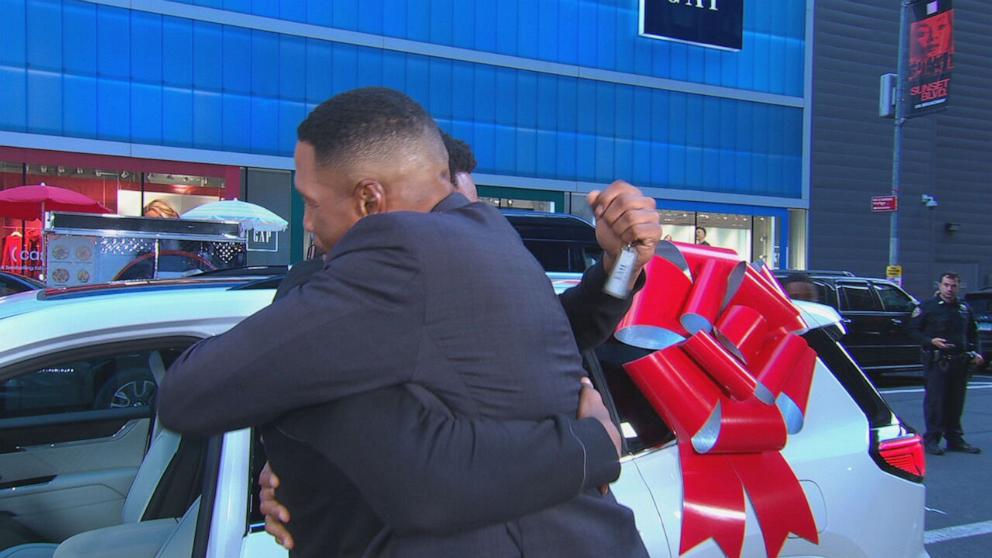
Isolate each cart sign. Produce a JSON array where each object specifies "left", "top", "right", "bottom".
[
  {"left": 871, "top": 195, "right": 898, "bottom": 212},
  {"left": 907, "top": 0, "right": 954, "bottom": 116},
  {"left": 247, "top": 229, "right": 279, "bottom": 252},
  {"left": 639, "top": 0, "right": 744, "bottom": 51}
]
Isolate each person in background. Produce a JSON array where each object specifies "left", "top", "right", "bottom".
[
  {"left": 780, "top": 272, "right": 819, "bottom": 303},
  {"left": 908, "top": 272, "right": 984, "bottom": 455},
  {"left": 143, "top": 199, "right": 179, "bottom": 219},
  {"left": 694, "top": 225, "right": 710, "bottom": 246},
  {"left": 441, "top": 132, "right": 479, "bottom": 201}
]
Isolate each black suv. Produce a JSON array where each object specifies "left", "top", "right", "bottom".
[
  {"left": 963, "top": 288, "right": 992, "bottom": 361},
  {"left": 773, "top": 271, "right": 921, "bottom": 376},
  {"left": 500, "top": 210, "right": 602, "bottom": 272}
]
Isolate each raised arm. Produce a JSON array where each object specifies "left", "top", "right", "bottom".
[{"left": 559, "top": 181, "right": 660, "bottom": 351}]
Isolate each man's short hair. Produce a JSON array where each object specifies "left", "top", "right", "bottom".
[
  {"left": 440, "top": 131, "right": 477, "bottom": 180},
  {"left": 940, "top": 272, "right": 960, "bottom": 283},
  {"left": 695, "top": 226, "right": 707, "bottom": 235},
  {"left": 297, "top": 87, "right": 439, "bottom": 167}
]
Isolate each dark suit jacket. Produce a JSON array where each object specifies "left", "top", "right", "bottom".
[{"left": 159, "top": 194, "right": 647, "bottom": 557}]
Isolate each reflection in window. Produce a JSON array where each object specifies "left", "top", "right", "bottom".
[
  {"left": 479, "top": 197, "right": 555, "bottom": 212},
  {"left": 875, "top": 283, "right": 916, "bottom": 313},
  {"left": 0, "top": 348, "right": 185, "bottom": 419},
  {"left": 839, "top": 283, "right": 881, "bottom": 312}
]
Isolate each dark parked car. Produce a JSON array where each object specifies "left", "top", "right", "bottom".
[
  {"left": 500, "top": 210, "right": 601, "bottom": 272},
  {"left": 774, "top": 270, "right": 921, "bottom": 375},
  {"left": 963, "top": 288, "right": 992, "bottom": 362},
  {"left": 0, "top": 272, "right": 43, "bottom": 297}
]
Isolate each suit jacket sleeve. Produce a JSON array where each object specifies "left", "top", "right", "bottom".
[
  {"left": 278, "top": 384, "right": 620, "bottom": 535},
  {"left": 557, "top": 262, "right": 644, "bottom": 352},
  {"left": 158, "top": 214, "right": 425, "bottom": 436}
]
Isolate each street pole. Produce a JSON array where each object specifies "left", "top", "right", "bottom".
[{"left": 889, "top": 1, "right": 910, "bottom": 282}]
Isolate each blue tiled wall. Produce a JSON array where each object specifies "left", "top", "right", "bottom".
[
  {"left": 169, "top": 0, "right": 806, "bottom": 97},
  {"left": 0, "top": 0, "right": 805, "bottom": 198}
]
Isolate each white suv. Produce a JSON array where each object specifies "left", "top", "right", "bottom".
[{"left": 0, "top": 274, "right": 927, "bottom": 558}]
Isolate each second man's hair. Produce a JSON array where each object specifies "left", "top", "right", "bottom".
[{"left": 440, "top": 131, "right": 477, "bottom": 181}]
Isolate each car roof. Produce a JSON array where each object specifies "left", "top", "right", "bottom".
[
  {"left": 0, "top": 279, "right": 278, "bottom": 360},
  {"left": 1, "top": 272, "right": 843, "bottom": 364}
]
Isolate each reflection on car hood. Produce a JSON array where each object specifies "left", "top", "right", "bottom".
[{"left": 793, "top": 300, "right": 845, "bottom": 334}]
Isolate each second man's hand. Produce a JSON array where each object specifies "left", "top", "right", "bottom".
[
  {"left": 578, "top": 377, "right": 621, "bottom": 495},
  {"left": 586, "top": 181, "right": 662, "bottom": 289},
  {"left": 259, "top": 462, "right": 294, "bottom": 550}
]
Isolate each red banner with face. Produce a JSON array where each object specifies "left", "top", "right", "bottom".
[{"left": 908, "top": 1, "right": 954, "bottom": 116}]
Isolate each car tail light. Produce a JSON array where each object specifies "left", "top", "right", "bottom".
[{"left": 876, "top": 434, "right": 925, "bottom": 481}]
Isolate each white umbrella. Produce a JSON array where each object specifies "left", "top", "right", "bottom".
[{"left": 181, "top": 199, "right": 288, "bottom": 233}]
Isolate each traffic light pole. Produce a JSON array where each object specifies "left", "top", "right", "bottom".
[{"left": 889, "top": 1, "right": 910, "bottom": 281}]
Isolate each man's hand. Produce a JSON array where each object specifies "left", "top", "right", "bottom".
[
  {"left": 259, "top": 462, "right": 294, "bottom": 550},
  {"left": 932, "top": 337, "right": 951, "bottom": 350},
  {"left": 578, "top": 377, "right": 621, "bottom": 458},
  {"left": 578, "top": 377, "right": 621, "bottom": 495},
  {"left": 587, "top": 180, "right": 661, "bottom": 285},
  {"left": 972, "top": 353, "right": 985, "bottom": 367}
]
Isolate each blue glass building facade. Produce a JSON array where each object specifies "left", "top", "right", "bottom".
[{"left": 0, "top": 0, "right": 811, "bottom": 265}]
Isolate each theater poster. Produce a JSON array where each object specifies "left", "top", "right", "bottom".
[{"left": 907, "top": 0, "right": 954, "bottom": 116}]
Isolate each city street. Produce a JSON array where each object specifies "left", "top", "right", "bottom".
[{"left": 879, "top": 372, "right": 992, "bottom": 558}]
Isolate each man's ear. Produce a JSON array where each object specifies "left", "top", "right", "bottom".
[{"left": 355, "top": 180, "right": 386, "bottom": 217}]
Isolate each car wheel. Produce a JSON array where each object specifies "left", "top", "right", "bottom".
[{"left": 95, "top": 370, "right": 157, "bottom": 409}]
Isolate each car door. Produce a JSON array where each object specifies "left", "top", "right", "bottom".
[
  {"left": 0, "top": 340, "right": 190, "bottom": 548},
  {"left": 835, "top": 280, "right": 887, "bottom": 371},
  {"left": 872, "top": 281, "right": 921, "bottom": 370}
]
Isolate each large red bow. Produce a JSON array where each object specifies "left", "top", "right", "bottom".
[{"left": 616, "top": 242, "right": 819, "bottom": 558}]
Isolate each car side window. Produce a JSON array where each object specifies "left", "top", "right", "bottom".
[
  {"left": 0, "top": 347, "right": 184, "bottom": 419},
  {"left": 874, "top": 283, "right": 916, "bottom": 313},
  {"left": 838, "top": 282, "right": 882, "bottom": 312},
  {"left": 591, "top": 341, "right": 675, "bottom": 454}
]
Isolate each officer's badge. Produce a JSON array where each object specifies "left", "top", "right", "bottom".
[{"left": 911, "top": 306, "right": 921, "bottom": 318}]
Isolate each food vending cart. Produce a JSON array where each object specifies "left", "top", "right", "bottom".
[{"left": 43, "top": 211, "right": 246, "bottom": 287}]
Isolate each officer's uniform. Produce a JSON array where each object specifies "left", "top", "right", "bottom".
[{"left": 908, "top": 295, "right": 980, "bottom": 453}]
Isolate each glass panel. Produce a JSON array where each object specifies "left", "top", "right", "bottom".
[
  {"left": 118, "top": 174, "right": 224, "bottom": 218},
  {"left": 23, "top": 164, "right": 138, "bottom": 215},
  {"left": 875, "top": 283, "right": 916, "bottom": 313},
  {"left": 696, "top": 212, "right": 752, "bottom": 258},
  {"left": 0, "top": 348, "right": 184, "bottom": 419},
  {"left": 838, "top": 282, "right": 882, "bottom": 312},
  {"left": 479, "top": 197, "right": 555, "bottom": 212},
  {"left": 751, "top": 215, "right": 778, "bottom": 268},
  {"left": 659, "top": 210, "right": 696, "bottom": 243}
]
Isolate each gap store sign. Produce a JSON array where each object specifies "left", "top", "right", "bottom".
[{"left": 639, "top": 0, "right": 744, "bottom": 51}]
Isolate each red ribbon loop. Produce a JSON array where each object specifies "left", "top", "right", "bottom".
[{"left": 616, "top": 244, "right": 819, "bottom": 558}]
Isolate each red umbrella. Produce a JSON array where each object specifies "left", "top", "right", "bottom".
[{"left": 0, "top": 184, "right": 112, "bottom": 220}]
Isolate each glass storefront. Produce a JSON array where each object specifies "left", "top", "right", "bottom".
[
  {"left": 567, "top": 191, "right": 787, "bottom": 268},
  {"left": 660, "top": 209, "right": 780, "bottom": 267},
  {"left": 0, "top": 150, "right": 236, "bottom": 281}
]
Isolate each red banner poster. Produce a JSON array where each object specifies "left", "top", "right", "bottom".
[{"left": 907, "top": 0, "right": 953, "bottom": 116}]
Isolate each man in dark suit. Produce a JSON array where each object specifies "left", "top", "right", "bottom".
[
  {"left": 258, "top": 134, "right": 661, "bottom": 553},
  {"left": 158, "top": 87, "right": 656, "bottom": 557}
]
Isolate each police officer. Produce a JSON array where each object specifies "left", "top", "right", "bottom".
[{"left": 908, "top": 272, "right": 985, "bottom": 455}]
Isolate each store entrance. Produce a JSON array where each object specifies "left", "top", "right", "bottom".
[{"left": 659, "top": 209, "right": 781, "bottom": 267}]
